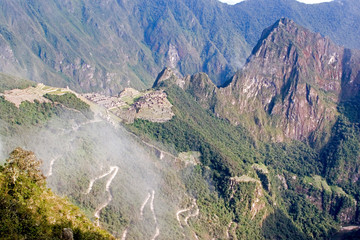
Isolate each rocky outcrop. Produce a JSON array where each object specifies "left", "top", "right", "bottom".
[
  {"left": 62, "top": 228, "right": 74, "bottom": 240},
  {"left": 216, "top": 18, "right": 349, "bottom": 140},
  {"left": 161, "top": 18, "right": 360, "bottom": 141},
  {"left": 152, "top": 67, "right": 184, "bottom": 88}
]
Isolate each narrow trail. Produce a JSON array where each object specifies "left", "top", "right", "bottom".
[
  {"left": 150, "top": 190, "right": 160, "bottom": 240},
  {"left": 140, "top": 193, "right": 151, "bottom": 219},
  {"left": 194, "top": 233, "right": 200, "bottom": 240},
  {"left": 150, "top": 190, "right": 157, "bottom": 224},
  {"left": 121, "top": 228, "right": 128, "bottom": 240},
  {"left": 176, "top": 198, "right": 200, "bottom": 239},
  {"left": 127, "top": 131, "right": 177, "bottom": 160},
  {"left": 83, "top": 166, "right": 119, "bottom": 227},
  {"left": 184, "top": 199, "right": 199, "bottom": 225},
  {"left": 176, "top": 208, "right": 192, "bottom": 227},
  {"left": 226, "top": 221, "right": 238, "bottom": 240},
  {"left": 151, "top": 227, "right": 160, "bottom": 240},
  {"left": 85, "top": 167, "right": 116, "bottom": 194},
  {"left": 72, "top": 118, "right": 102, "bottom": 132},
  {"left": 57, "top": 117, "right": 102, "bottom": 137},
  {"left": 47, "top": 156, "right": 60, "bottom": 177},
  {"left": 177, "top": 198, "right": 199, "bottom": 227},
  {"left": 139, "top": 190, "right": 160, "bottom": 240}
]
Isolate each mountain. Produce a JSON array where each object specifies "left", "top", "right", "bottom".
[
  {"left": 159, "top": 18, "right": 360, "bottom": 143},
  {"left": 0, "top": 0, "right": 359, "bottom": 93},
  {"left": 227, "top": 0, "right": 360, "bottom": 50},
  {"left": 1, "top": 75, "right": 241, "bottom": 239},
  {"left": 216, "top": 17, "right": 360, "bottom": 141},
  {"left": 133, "top": 18, "right": 360, "bottom": 238},
  {"left": 0, "top": 43, "right": 358, "bottom": 239},
  {"left": 0, "top": 0, "right": 249, "bottom": 93},
  {"left": 1, "top": 5, "right": 360, "bottom": 239}
]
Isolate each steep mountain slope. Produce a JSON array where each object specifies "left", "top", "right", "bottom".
[
  {"left": 216, "top": 17, "right": 360, "bottom": 141},
  {"left": 132, "top": 78, "right": 346, "bottom": 239},
  {"left": 161, "top": 18, "right": 360, "bottom": 142},
  {"left": 0, "top": 0, "right": 249, "bottom": 92},
  {"left": 0, "top": 75, "right": 239, "bottom": 239},
  {"left": 0, "top": 147, "right": 115, "bottom": 240},
  {"left": 130, "top": 21, "right": 360, "bottom": 238},
  {"left": 1, "top": 63, "right": 359, "bottom": 239},
  {"left": 0, "top": 0, "right": 359, "bottom": 92},
  {"left": 1, "top": 12, "right": 360, "bottom": 238}
]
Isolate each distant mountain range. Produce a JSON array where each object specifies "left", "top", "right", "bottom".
[
  {"left": 1, "top": 16, "right": 360, "bottom": 238},
  {"left": 1, "top": 1, "right": 360, "bottom": 239},
  {"left": 0, "top": 0, "right": 359, "bottom": 93}
]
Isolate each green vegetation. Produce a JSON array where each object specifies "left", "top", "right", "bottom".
[
  {"left": 0, "top": 96, "right": 57, "bottom": 126},
  {"left": 282, "top": 191, "right": 337, "bottom": 239},
  {"left": 0, "top": 147, "right": 115, "bottom": 239},
  {"left": 264, "top": 142, "right": 321, "bottom": 177},
  {"left": 262, "top": 209, "right": 308, "bottom": 240},
  {"left": 130, "top": 84, "right": 261, "bottom": 195},
  {"left": 1, "top": 68, "right": 359, "bottom": 239},
  {"left": 129, "top": 83, "right": 347, "bottom": 239},
  {"left": 44, "top": 93, "right": 93, "bottom": 119},
  {"left": 0, "top": 93, "right": 92, "bottom": 129},
  {"left": 338, "top": 94, "right": 360, "bottom": 124},
  {"left": 320, "top": 115, "right": 360, "bottom": 200}
]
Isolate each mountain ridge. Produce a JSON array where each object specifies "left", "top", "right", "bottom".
[
  {"left": 155, "top": 18, "right": 360, "bottom": 142},
  {"left": 0, "top": 0, "right": 359, "bottom": 93}
]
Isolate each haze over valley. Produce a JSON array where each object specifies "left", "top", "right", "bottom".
[{"left": 0, "top": 0, "right": 360, "bottom": 239}]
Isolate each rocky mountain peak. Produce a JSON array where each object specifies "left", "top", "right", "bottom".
[
  {"left": 219, "top": 18, "right": 349, "bottom": 140},
  {"left": 176, "top": 18, "right": 360, "bottom": 142},
  {"left": 252, "top": 18, "right": 298, "bottom": 55},
  {"left": 152, "top": 67, "right": 182, "bottom": 88}
]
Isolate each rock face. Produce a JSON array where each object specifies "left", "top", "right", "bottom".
[
  {"left": 2, "top": 0, "right": 360, "bottom": 93},
  {"left": 160, "top": 18, "right": 360, "bottom": 141},
  {"left": 217, "top": 18, "right": 344, "bottom": 140},
  {"left": 62, "top": 228, "right": 74, "bottom": 240},
  {"left": 223, "top": 18, "right": 360, "bottom": 141}
]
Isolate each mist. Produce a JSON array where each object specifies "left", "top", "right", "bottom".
[
  {"left": 0, "top": 109, "right": 192, "bottom": 239},
  {"left": 0, "top": 133, "right": 3, "bottom": 162}
]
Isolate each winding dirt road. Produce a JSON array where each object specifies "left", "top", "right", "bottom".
[
  {"left": 176, "top": 198, "right": 200, "bottom": 239},
  {"left": 85, "top": 167, "right": 117, "bottom": 194},
  {"left": 94, "top": 166, "right": 118, "bottom": 226},
  {"left": 121, "top": 228, "right": 128, "bottom": 240},
  {"left": 140, "top": 192, "right": 152, "bottom": 220},
  {"left": 150, "top": 190, "right": 160, "bottom": 240},
  {"left": 84, "top": 166, "right": 119, "bottom": 226},
  {"left": 177, "top": 198, "right": 199, "bottom": 227},
  {"left": 138, "top": 190, "right": 160, "bottom": 240},
  {"left": 46, "top": 156, "right": 60, "bottom": 177}
]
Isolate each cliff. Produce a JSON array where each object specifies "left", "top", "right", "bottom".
[{"left": 167, "top": 18, "right": 360, "bottom": 142}]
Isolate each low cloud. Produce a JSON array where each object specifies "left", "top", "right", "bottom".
[{"left": 0, "top": 110, "right": 187, "bottom": 238}]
